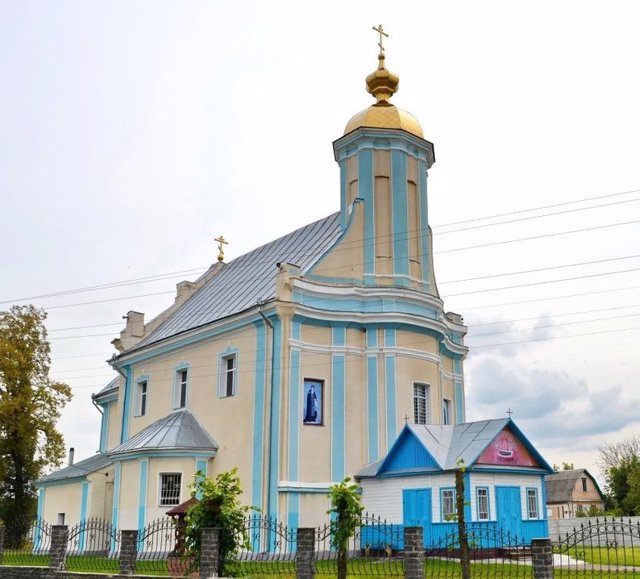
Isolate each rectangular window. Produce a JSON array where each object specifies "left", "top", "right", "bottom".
[
  {"left": 224, "top": 355, "right": 236, "bottom": 397},
  {"left": 527, "top": 488, "right": 539, "bottom": 519},
  {"left": 441, "top": 488, "right": 455, "bottom": 521},
  {"left": 135, "top": 380, "right": 147, "bottom": 416},
  {"left": 159, "top": 473, "right": 182, "bottom": 507},
  {"left": 173, "top": 369, "right": 188, "bottom": 409},
  {"left": 443, "top": 398, "right": 451, "bottom": 425},
  {"left": 581, "top": 477, "right": 588, "bottom": 492},
  {"left": 413, "top": 383, "right": 431, "bottom": 424},
  {"left": 303, "top": 379, "right": 323, "bottom": 425},
  {"left": 476, "top": 487, "right": 489, "bottom": 521}
]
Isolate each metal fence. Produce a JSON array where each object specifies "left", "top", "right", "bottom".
[
  {"left": 64, "top": 517, "right": 121, "bottom": 573},
  {"left": 424, "top": 525, "right": 533, "bottom": 578},
  {"left": 315, "top": 513, "right": 404, "bottom": 576},
  {"left": 553, "top": 517, "right": 640, "bottom": 576},
  {"left": 136, "top": 517, "right": 193, "bottom": 576},
  {"left": 0, "top": 516, "right": 51, "bottom": 567},
  {"left": 225, "top": 514, "right": 296, "bottom": 576}
]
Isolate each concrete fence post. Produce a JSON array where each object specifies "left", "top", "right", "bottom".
[
  {"left": 49, "top": 525, "right": 69, "bottom": 570},
  {"left": 119, "top": 530, "right": 139, "bottom": 575},
  {"left": 531, "top": 538, "right": 554, "bottom": 579},
  {"left": 0, "top": 525, "right": 5, "bottom": 564},
  {"left": 403, "top": 526, "right": 425, "bottom": 579},
  {"left": 296, "top": 527, "right": 315, "bottom": 579},
  {"left": 200, "top": 527, "right": 221, "bottom": 578}
]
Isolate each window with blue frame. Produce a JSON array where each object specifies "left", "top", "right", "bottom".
[
  {"left": 218, "top": 348, "right": 239, "bottom": 398},
  {"left": 476, "top": 487, "right": 489, "bottom": 521},
  {"left": 443, "top": 398, "right": 451, "bottom": 425},
  {"left": 135, "top": 380, "right": 148, "bottom": 416},
  {"left": 527, "top": 488, "right": 539, "bottom": 519},
  {"left": 173, "top": 367, "right": 189, "bottom": 409},
  {"left": 441, "top": 488, "right": 456, "bottom": 521}
]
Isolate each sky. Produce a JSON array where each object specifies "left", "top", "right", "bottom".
[{"left": 1, "top": 0, "right": 639, "bottom": 487}]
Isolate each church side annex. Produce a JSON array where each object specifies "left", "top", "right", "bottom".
[{"left": 36, "top": 31, "right": 472, "bottom": 531}]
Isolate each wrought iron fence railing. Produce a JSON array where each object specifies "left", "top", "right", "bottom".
[{"left": 0, "top": 516, "right": 51, "bottom": 567}]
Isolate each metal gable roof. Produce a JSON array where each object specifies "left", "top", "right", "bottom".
[
  {"left": 37, "top": 452, "right": 112, "bottom": 484},
  {"left": 134, "top": 212, "right": 342, "bottom": 349},
  {"left": 109, "top": 408, "right": 218, "bottom": 457},
  {"left": 545, "top": 469, "right": 605, "bottom": 503},
  {"left": 357, "top": 418, "right": 551, "bottom": 478}
]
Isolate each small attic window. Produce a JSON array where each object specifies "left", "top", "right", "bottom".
[{"left": 582, "top": 477, "right": 588, "bottom": 492}]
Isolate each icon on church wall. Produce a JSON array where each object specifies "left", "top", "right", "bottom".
[{"left": 303, "top": 379, "right": 323, "bottom": 425}]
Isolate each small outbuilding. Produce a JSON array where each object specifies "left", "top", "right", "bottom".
[
  {"left": 356, "top": 418, "right": 553, "bottom": 547},
  {"left": 545, "top": 469, "right": 605, "bottom": 518}
]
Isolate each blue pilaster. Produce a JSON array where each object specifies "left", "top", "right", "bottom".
[
  {"left": 391, "top": 151, "right": 409, "bottom": 286},
  {"left": 331, "top": 326, "right": 346, "bottom": 482},
  {"left": 112, "top": 462, "right": 122, "bottom": 543},
  {"left": 288, "top": 320, "right": 301, "bottom": 483},
  {"left": 359, "top": 149, "right": 375, "bottom": 284},
  {"left": 384, "top": 328, "right": 397, "bottom": 449},
  {"left": 419, "top": 159, "right": 430, "bottom": 290},
  {"left": 99, "top": 403, "right": 110, "bottom": 452},
  {"left": 267, "top": 318, "right": 282, "bottom": 520},
  {"left": 138, "top": 459, "right": 148, "bottom": 532},
  {"left": 366, "top": 328, "right": 379, "bottom": 462},
  {"left": 120, "top": 365, "right": 132, "bottom": 443}
]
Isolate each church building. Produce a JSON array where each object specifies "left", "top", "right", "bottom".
[{"left": 36, "top": 34, "right": 547, "bottom": 537}]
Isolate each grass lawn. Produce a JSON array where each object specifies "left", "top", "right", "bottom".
[{"left": 557, "top": 545, "right": 640, "bottom": 566}]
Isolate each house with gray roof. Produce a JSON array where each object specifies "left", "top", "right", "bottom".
[
  {"left": 545, "top": 469, "right": 605, "bottom": 519},
  {"left": 356, "top": 419, "right": 553, "bottom": 546}
]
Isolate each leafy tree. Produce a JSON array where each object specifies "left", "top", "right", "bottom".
[
  {"left": 599, "top": 436, "right": 640, "bottom": 515},
  {"left": 328, "top": 478, "right": 364, "bottom": 579},
  {"left": 553, "top": 462, "right": 575, "bottom": 472},
  {"left": 0, "top": 305, "right": 72, "bottom": 528},
  {"left": 184, "top": 468, "right": 256, "bottom": 576}
]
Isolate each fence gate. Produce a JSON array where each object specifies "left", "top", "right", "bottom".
[{"left": 553, "top": 517, "right": 640, "bottom": 575}]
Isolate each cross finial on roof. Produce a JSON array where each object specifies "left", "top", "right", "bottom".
[
  {"left": 506, "top": 407, "right": 514, "bottom": 418},
  {"left": 404, "top": 414, "right": 410, "bottom": 424},
  {"left": 215, "top": 235, "right": 228, "bottom": 262},
  {"left": 372, "top": 24, "right": 389, "bottom": 54}
]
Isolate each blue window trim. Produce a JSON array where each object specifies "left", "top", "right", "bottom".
[
  {"left": 134, "top": 374, "right": 149, "bottom": 417},
  {"left": 440, "top": 487, "right": 456, "bottom": 522},
  {"left": 217, "top": 347, "right": 239, "bottom": 398},
  {"left": 475, "top": 486, "right": 490, "bottom": 521},
  {"left": 442, "top": 398, "right": 452, "bottom": 425},
  {"left": 526, "top": 487, "right": 539, "bottom": 519},
  {"left": 173, "top": 362, "right": 191, "bottom": 409}
]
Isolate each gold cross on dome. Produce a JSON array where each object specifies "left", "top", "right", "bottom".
[
  {"left": 372, "top": 24, "right": 389, "bottom": 53},
  {"left": 215, "top": 235, "right": 228, "bottom": 262}
]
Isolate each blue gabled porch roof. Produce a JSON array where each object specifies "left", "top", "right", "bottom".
[{"left": 356, "top": 418, "right": 553, "bottom": 478}]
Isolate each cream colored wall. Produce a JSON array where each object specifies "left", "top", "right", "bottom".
[
  {"left": 145, "top": 457, "right": 201, "bottom": 523},
  {"left": 87, "top": 467, "right": 114, "bottom": 519},
  {"left": 124, "top": 325, "right": 257, "bottom": 502},
  {"left": 107, "top": 399, "right": 120, "bottom": 451},
  {"left": 118, "top": 460, "right": 140, "bottom": 530},
  {"left": 42, "top": 482, "right": 82, "bottom": 524}
]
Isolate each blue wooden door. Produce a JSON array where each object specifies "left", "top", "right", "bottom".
[
  {"left": 403, "top": 489, "right": 432, "bottom": 545},
  {"left": 495, "top": 486, "right": 522, "bottom": 538}
]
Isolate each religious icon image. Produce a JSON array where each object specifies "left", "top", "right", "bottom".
[
  {"left": 477, "top": 429, "right": 540, "bottom": 467},
  {"left": 303, "top": 379, "right": 323, "bottom": 425}
]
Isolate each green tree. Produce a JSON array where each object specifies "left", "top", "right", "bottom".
[
  {"left": 0, "top": 305, "right": 72, "bottom": 527},
  {"left": 328, "top": 478, "right": 364, "bottom": 579},
  {"left": 184, "top": 468, "right": 256, "bottom": 576},
  {"left": 553, "top": 462, "right": 575, "bottom": 472},
  {"left": 599, "top": 436, "right": 640, "bottom": 515}
]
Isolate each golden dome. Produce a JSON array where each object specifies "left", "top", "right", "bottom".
[
  {"left": 344, "top": 104, "right": 423, "bottom": 138},
  {"left": 344, "top": 36, "right": 423, "bottom": 138}
]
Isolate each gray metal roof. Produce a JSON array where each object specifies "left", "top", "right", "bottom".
[
  {"left": 545, "top": 469, "right": 604, "bottom": 503},
  {"left": 356, "top": 418, "right": 553, "bottom": 478},
  {"left": 93, "top": 376, "right": 119, "bottom": 401},
  {"left": 37, "top": 453, "right": 112, "bottom": 484},
  {"left": 134, "top": 213, "right": 342, "bottom": 349},
  {"left": 409, "top": 419, "right": 510, "bottom": 470},
  {"left": 109, "top": 408, "right": 218, "bottom": 457}
]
